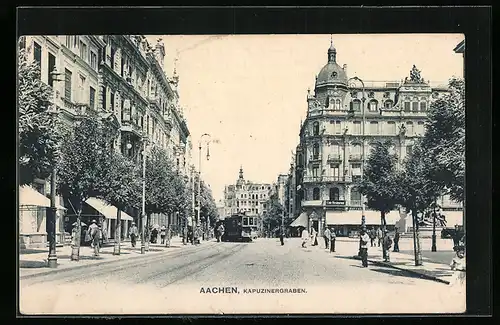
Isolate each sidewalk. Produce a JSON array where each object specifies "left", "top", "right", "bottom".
[
  {"left": 19, "top": 236, "right": 216, "bottom": 279},
  {"left": 310, "top": 237, "right": 456, "bottom": 284}
]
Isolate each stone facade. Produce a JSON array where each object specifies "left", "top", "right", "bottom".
[{"left": 293, "top": 41, "right": 462, "bottom": 237}]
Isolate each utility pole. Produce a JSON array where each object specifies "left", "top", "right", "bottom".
[{"left": 140, "top": 138, "right": 147, "bottom": 254}]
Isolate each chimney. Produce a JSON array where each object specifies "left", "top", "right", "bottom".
[{"left": 154, "top": 38, "right": 165, "bottom": 68}]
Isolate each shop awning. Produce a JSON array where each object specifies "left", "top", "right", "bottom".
[
  {"left": 440, "top": 210, "right": 464, "bottom": 227},
  {"left": 85, "top": 197, "right": 134, "bottom": 221},
  {"left": 19, "top": 186, "right": 66, "bottom": 210},
  {"left": 326, "top": 210, "right": 400, "bottom": 225},
  {"left": 290, "top": 212, "right": 308, "bottom": 227}
]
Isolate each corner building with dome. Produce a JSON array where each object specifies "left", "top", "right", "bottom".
[{"left": 290, "top": 41, "right": 463, "bottom": 237}]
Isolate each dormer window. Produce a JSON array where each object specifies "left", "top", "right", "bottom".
[{"left": 331, "top": 71, "right": 338, "bottom": 77}]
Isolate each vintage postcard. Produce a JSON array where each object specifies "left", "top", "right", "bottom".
[{"left": 18, "top": 33, "right": 466, "bottom": 315}]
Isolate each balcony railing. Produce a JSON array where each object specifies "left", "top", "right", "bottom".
[
  {"left": 303, "top": 176, "right": 322, "bottom": 183},
  {"left": 61, "top": 97, "right": 78, "bottom": 112},
  {"left": 327, "top": 153, "right": 342, "bottom": 162},
  {"left": 120, "top": 120, "right": 143, "bottom": 137},
  {"left": 309, "top": 155, "right": 322, "bottom": 163},
  {"left": 349, "top": 154, "right": 363, "bottom": 161}
]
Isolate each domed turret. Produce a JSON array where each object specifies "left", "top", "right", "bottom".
[{"left": 315, "top": 40, "right": 348, "bottom": 89}]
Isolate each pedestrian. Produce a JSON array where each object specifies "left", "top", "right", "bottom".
[
  {"left": 280, "top": 226, "right": 285, "bottom": 246},
  {"left": 217, "top": 224, "right": 225, "bottom": 242},
  {"left": 71, "top": 222, "right": 82, "bottom": 248},
  {"left": 301, "top": 227, "right": 309, "bottom": 248},
  {"left": 311, "top": 227, "right": 318, "bottom": 246},
  {"left": 330, "top": 227, "right": 336, "bottom": 253},
  {"left": 160, "top": 225, "right": 166, "bottom": 244},
  {"left": 129, "top": 222, "right": 138, "bottom": 248},
  {"left": 323, "top": 227, "right": 331, "bottom": 250},
  {"left": 151, "top": 227, "right": 158, "bottom": 244},
  {"left": 376, "top": 227, "right": 383, "bottom": 247},
  {"left": 393, "top": 227, "right": 400, "bottom": 252},
  {"left": 382, "top": 230, "right": 393, "bottom": 262},
  {"left": 449, "top": 243, "right": 466, "bottom": 296},
  {"left": 370, "top": 227, "right": 376, "bottom": 247},
  {"left": 88, "top": 220, "right": 101, "bottom": 257},
  {"left": 452, "top": 225, "right": 461, "bottom": 247},
  {"left": 360, "top": 227, "right": 370, "bottom": 267}
]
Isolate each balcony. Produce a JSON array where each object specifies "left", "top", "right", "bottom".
[
  {"left": 120, "top": 120, "right": 143, "bottom": 137},
  {"left": 308, "top": 155, "right": 322, "bottom": 164},
  {"left": 303, "top": 176, "right": 322, "bottom": 183},
  {"left": 61, "top": 97, "right": 78, "bottom": 112},
  {"left": 321, "top": 175, "right": 344, "bottom": 182},
  {"left": 348, "top": 154, "right": 363, "bottom": 161},
  {"left": 327, "top": 153, "right": 342, "bottom": 162}
]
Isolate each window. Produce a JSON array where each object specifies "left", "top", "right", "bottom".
[
  {"left": 329, "top": 188, "right": 340, "bottom": 201},
  {"left": 335, "top": 99, "right": 341, "bottom": 110},
  {"left": 412, "top": 102, "right": 419, "bottom": 112},
  {"left": 406, "top": 121, "right": 414, "bottom": 135},
  {"left": 417, "top": 121, "right": 425, "bottom": 135},
  {"left": 330, "top": 164, "right": 340, "bottom": 178},
  {"left": 65, "top": 35, "right": 72, "bottom": 48},
  {"left": 420, "top": 101, "right": 427, "bottom": 111},
  {"left": 351, "top": 164, "right": 362, "bottom": 176},
  {"left": 352, "top": 143, "right": 361, "bottom": 155},
  {"left": 335, "top": 120, "right": 341, "bottom": 134},
  {"left": 407, "top": 145, "right": 413, "bottom": 157},
  {"left": 110, "top": 91, "right": 115, "bottom": 112},
  {"left": 90, "top": 51, "right": 98, "bottom": 70},
  {"left": 312, "top": 167, "right": 320, "bottom": 177},
  {"left": 313, "top": 121, "right": 319, "bottom": 136},
  {"left": 353, "top": 121, "right": 361, "bottom": 134},
  {"left": 79, "top": 74, "right": 86, "bottom": 103},
  {"left": 313, "top": 188, "right": 320, "bottom": 200},
  {"left": 352, "top": 100, "right": 361, "bottom": 111},
  {"left": 351, "top": 188, "right": 361, "bottom": 201},
  {"left": 384, "top": 100, "right": 393, "bottom": 109},
  {"left": 369, "top": 121, "right": 379, "bottom": 135},
  {"left": 369, "top": 100, "right": 378, "bottom": 111},
  {"left": 110, "top": 47, "right": 116, "bottom": 69},
  {"left": 79, "top": 41, "right": 88, "bottom": 61},
  {"left": 33, "top": 41, "right": 42, "bottom": 68},
  {"left": 89, "top": 87, "right": 95, "bottom": 109},
  {"left": 313, "top": 143, "right": 320, "bottom": 159},
  {"left": 121, "top": 56, "right": 126, "bottom": 76},
  {"left": 47, "top": 53, "right": 56, "bottom": 87},
  {"left": 64, "top": 69, "right": 72, "bottom": 100},
  {"left": 387, "top": 121, "right": 396, "bottom": 135},
  {"left": 102, "top": 86, "right": 107, "bottom": 110},
  {"left": 404, "top": 102, "right": 411, "bottom": 112},
  {"left": 243, "top": 218, "right": 248, "bottom": 226}
]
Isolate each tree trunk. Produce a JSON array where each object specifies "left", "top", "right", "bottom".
[
  {"left": 381, "top": 211, "right": 387, "bottom": 260},
  {"left": 70, "top": 200, "right": 83, "bottom": 261},
  {"left": 145, "top": 213, "right": 151, "bottom": 251},
  {"left": 113, "top": 209, "right": 121, "bottom": 255},
  {"left": 411, "top": 208, "right": 423, "bottom": 266}
]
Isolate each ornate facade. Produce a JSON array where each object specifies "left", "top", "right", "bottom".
[{"left": 293, "top": 41, "right": 461, "bottom": 237}]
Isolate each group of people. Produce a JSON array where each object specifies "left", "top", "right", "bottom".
[
  {"left": 71, "top": 219, "right": 103, "bottom": 257},
  {"left": 359, "top": 227, "right": 398, "bottom": 267},
  {"left": 300, "top": 226, "right": 337, "bottom": 252},
  {"left": 127, "top": 222, "right": 172, "bottom": 248}
]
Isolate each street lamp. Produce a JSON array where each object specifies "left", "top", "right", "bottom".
[
  {"left": 198, "top": 133, "right": 212, "bottom": 240},
  {"left": 140, "top": 137, "right": 150, "bottom": 254},
  {"left": 46, "top": 67, "right": 64, "bottom": 268}
]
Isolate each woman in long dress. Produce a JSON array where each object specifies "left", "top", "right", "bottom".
[{"left": 449, "top": 245, "right": 466, "bottom": 296}]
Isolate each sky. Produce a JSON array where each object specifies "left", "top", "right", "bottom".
[{"left": 146, "top": 34, "right": 464, "bottom": 203}]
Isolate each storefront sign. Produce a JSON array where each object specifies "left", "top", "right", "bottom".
[{"left": 325, "top": 200, "right": 346, "bottom": 206}]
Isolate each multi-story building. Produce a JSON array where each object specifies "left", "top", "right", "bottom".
[
  {"left": 222, "top": 167, "right": 272, "bottom": 219},
  {"left": 18, "top": 35, "right": 192, "bottom": 247},
  {"left": 275, "top": 174, "right": 288, "bottom": 207},
  {"left": 290, "top": 41, "right": 462, "bottom": 237}
]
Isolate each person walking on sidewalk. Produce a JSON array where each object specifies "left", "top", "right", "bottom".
[
  {"left": 301, "top": 227, "right": 309, "bottom": 248},
  {"left": 382, "top": 230, "right": 393, "bottom": 262},
  {"left": 165, "top": 225, "right": 172, "bottom": 247},
  {"left": 369, "top": 227, "right": 376, "bottom": 247},
  {"left": 376, "top": 227, "right": 383, "bottom": 247},
  {"left": 217, "top": 224, "right": 225, "bottom": 242},
  {"left": 311, "top": 227, "right": 318, "bottom": 246},
  {"left": 160, "top": 225, "right": 166, "bottom": 244},
  {"left": 449, "top": 243, "right": 466, "bottom": 296},
  {"left": 88, "top": 220, "right": 101, "bottom": 257},
  {"left": 393, "top": 227, "right": 400, "bottom": 252},
  {"left": 330, "top": 227, "right": 336, "bottom": 253},
  {"left": 280, "top": 226, "right": 285, "bottom": 246},
  {"left": 360, "top": 227, "right": 370, "bottom": 267},
  {"left": 129, "top": 222, "right": 139, "bottom": 248},
  {"left": 323, "top": 227, "right": 331, "bottom": 250}
]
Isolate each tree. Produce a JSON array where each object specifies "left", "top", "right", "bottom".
[
  {"left": 262, "top": 193, "right": 285, "bottom": 237},
  {"left": 100, "top": 151, "right": 141, "bottom": 255},
  {"left": 397, "top": 140, "right": 444, "bottom": 266},
  {"left": 358, "top": 139, "right": 400, "bottom": 260},
  {"left": 57, "top": 116, "right": 115, "bottom": 261},
  {"left": 18, "top": 47, "right": 63, "bottom": 185},
  {"left": 420, "top": 77, "right": 465, "bottom": 202},
  {"left": 198, "top": 180, "right": 218, "bottom": 233}
]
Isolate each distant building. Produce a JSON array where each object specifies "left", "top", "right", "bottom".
[
  {"left": 222, "top": 166, "right": 272, "bottom": 217},
  {"left": 290, "top": 40, "right": 462, "bottom": 237}
]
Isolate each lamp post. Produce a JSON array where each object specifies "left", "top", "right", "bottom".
[
  {"left": 198, "top": 133, "right": 212, "bottom": 240},
  {"left": 348, "top": 76, "right": 366, "bottom": 256},
  {"left": 46, "top": 67, "right": 64, "bottom": 268},
  {"left": 140, "top": 137, "right": 149, "bottom": 254}
]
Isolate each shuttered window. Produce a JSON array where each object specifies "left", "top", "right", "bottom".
[{"left": 64, "top": 69, "right": 72, "bottom": 100}]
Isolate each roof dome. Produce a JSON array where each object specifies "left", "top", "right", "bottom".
[{"left": 315, "top": 41, "right": 348, "bottom": 88}]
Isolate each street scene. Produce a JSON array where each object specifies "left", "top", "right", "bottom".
[{"left": 18, "top": 33, "right": 465, "bottom": 315}]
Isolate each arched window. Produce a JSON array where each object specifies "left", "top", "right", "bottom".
[
  {"left": 313, "top": 143, "right": 320, "bottom": 158},
  {"left": 329, "top": 187, "right": 340, "bottom": 201},
  {"left": 313, "top": 121, "right": 319, "bottom": 136},
  {"left": 352, "top": 143, "right": 362, "bottom": 155},
  {"left": 352, "top": 99, "right": 361, "bottom": 111},
  {"left": 420, "top": 100, "right": 427, "bottom": 112},
  {"left": 351, "top": 187, "right": 361, "bottom": 202},
  {"left": 313, "top": 187, "right": 321, "bottom": 200},
  {"left": 335, "top": 99, "right": 341, "bottom": 110},
  {"left": 369, "top": 99, "right": 378, "bottom": 111},
  {"left": 384, "top": 100, "right": 394, "bottom": 109}
]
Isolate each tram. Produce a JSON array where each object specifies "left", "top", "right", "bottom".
[{"left": 221, "top": 213, "right": 259, "bottom": 242}]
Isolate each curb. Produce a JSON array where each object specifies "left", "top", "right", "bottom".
[
  {"left": 350, "top": 255, "right": 451, "bottom": 285},
  {"left": 20, "top": 241, "right": 216, "bottom": 280}
]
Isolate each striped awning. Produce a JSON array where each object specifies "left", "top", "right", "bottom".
[
  {"left": 85, "top": 198, "right": 134, "bottom": 221},
  {"left": 290, "top": 212, "right": 308, "bottom": 227}
]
